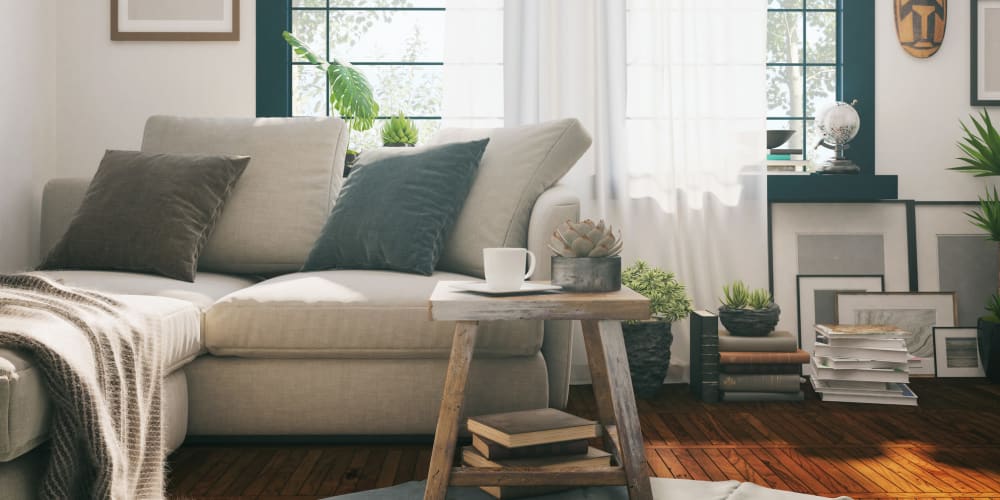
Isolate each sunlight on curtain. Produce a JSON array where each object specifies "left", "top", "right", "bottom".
[
  {"left": 442, "top": 0, "right": 504, "bottom": 129},
  {"left": 505, "top": 0, "right": 768, "bottom": 383}
]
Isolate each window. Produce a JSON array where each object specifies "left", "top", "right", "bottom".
[
  {"left": 288, "top": 1, "right": 447, "bottom": 150},
  {"left": 767, "top": 0, "right": 841, "bottom": 160}
]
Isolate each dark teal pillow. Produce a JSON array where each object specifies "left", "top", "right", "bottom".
[{"left": 303, "top": 139, "right": 489, "bottom": 275}]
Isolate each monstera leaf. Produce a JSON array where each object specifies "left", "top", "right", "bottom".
[{"left": 282, "top": 31, "right": 379, "bottom": 132}]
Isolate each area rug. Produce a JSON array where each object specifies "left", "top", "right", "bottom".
[{"left": 326, "top": 478, "right": 852, "bottom": 499}]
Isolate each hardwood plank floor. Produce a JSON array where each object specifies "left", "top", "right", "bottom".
[{"left": 167, "top": 378, "right": 1000, "bottom": 499}]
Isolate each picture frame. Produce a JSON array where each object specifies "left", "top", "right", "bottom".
[
  {"left": 111, "top": 0, "right": 240, "bottom": 41},
  {"left": 933, "top": 327, "right": 986, "bottom": 377},
  {"left": 972, "top": 0, "right": 1000, "bottom": 105},
  {"left": 914, "top": 203, "right": 996, "bottom": 326},
  {"left": 770, "top": 202, "right": 910, "bottom": 340},
  {"left": 796, "top": 275, "right": 885, "bottom": 355},
  {"left": 836, "top": 292, "right": 957, "bottom": 376}
]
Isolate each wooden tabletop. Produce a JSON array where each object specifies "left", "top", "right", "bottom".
[{"left": 429, "top": 281, "right": 651, "bottom": 321}]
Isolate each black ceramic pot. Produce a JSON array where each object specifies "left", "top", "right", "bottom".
[
  {"left": 978, "top": 317, "right": 1000, "bottom": 383},
  {"left": 718, "top": 303, "right": 780, "bottom": 337},
  {"left": 622, "top": 320, "right": 673, "bottom": 399}
]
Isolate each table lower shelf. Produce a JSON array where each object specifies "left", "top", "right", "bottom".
[{"left": 449, "top": 466, "right": 627, "bottom": 487}]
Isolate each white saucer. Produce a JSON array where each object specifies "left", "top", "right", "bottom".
[{"left": 450, "top": 281, "right": 562, "bottom": 295}]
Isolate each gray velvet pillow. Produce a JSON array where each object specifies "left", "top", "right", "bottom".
[
  {"left": 40, "top": 150, "right": 249, "bottom": 282},
  {"left": 303, "top": 139, "right": 489, "bottom": 275}
]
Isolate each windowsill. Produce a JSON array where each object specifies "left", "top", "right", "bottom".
[{"left": 767, "top": 173, "right": 898, "bottom": 202}]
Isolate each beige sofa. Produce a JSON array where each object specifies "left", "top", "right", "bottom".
[{"left": 0, "top": 116, "right": 587, "bottom": 496}]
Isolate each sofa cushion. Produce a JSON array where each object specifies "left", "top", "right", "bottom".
[
  {"left": 304, "top": 140, "right": 489, "bottom": 276},
  {"left": 429, "top": 119, "right": 592, "bottom": 277},
  {"left": 39, "top": 150, "right": 249, "bottom": 282},
  {"left": 28, "top": 270, "right": 258, "bottom": 310},
  {"left": 0, "top": 295, "right": 198, "bottom": 463},
  {"left": 141, "top": 115, "right": 349, "bottom": 274},
  {"left": 205, "top": 270, "right": 543, "bottom": 358}
]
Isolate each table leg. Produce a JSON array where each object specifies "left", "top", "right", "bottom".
[
  {"left": 581, "top": 319, "right": 653, "bottom": 500},
  {"left": 424, "top": 320, "right": 479, "bottom": 500}
]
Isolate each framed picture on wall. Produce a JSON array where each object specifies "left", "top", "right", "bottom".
[
  {"left": 933, "top": 327, "right": 986, "bottom": 377},
  {"left": 837, "top": 292, "right": 957, "bottom": 376},
  {"left": 914, "top": 203, "right": 996, "bottom": 327},
  {"left": 111, "top": 0, "right": 240, "bottom": 41},
  {"left": 796, "top": 275, "right": 885, "bottom": 354},
  {"left": 972, "top": 0, "right": 1000, "bottom": 105}
]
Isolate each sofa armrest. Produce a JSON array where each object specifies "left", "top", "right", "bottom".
[
  {"left": 39, "top": 178, "right": 90, "bottom": 259},
  {"left": 528, "top": 184, "right": 579, "bottom": 409}
]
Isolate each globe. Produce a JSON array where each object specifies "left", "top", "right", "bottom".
[
  {"left": 815, "top": 101, "right": 860, "bottom": 146},
  {"left": 814, "top": 100, "right": 861, "bottom": 174}
]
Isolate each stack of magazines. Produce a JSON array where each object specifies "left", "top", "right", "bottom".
[{"left": 809, "top": 324, "right": 919, "bottom": 406}]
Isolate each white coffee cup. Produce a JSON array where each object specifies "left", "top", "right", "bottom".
[{"left": 483, "top": 248, "right": 536, "bottom": 292}]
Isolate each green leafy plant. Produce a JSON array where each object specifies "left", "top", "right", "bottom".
[
  {"left": 720, "top": 281, "right": 773, "bottom": 310},
  {"left": 282, "top": 31, "right": 379, "bottom": 133},
  {"left": 986, "top": 293, "right": 1000, "bottom": 323},
  {"left": 621, "top": 261, "right": 692, "bottom": 323},
  {"left": 381, "top": 113, "right": 419, "bottom": 146},
  {"left": 967, "top": 187, "right": 1000, "bottom": 242}
]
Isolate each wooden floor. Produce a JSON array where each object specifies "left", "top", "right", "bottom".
[{"left": 167, "top": 379, "right": 1000, "bottom": 499}]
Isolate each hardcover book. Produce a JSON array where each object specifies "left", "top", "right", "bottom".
[
  {"left": 810, "top": 358, "right": 909, "bottom": 383},
  {"left": 719, "top": 350, "right": 810, "bottom": 365},
  {"left": 815, "top": 332, "right": 907, "bottom": 350},
  {"left": 815, "top": 324, "right": 912, "bottom": 338},
  {"left": 813, "top": 344, "right": 909, "bottom": 364},
  {"left": 471, "top": 435, "right": 589, "bottom": 460},
  {"left": 466, "top": 409, "right": 600, "bottom": 448},
  {"left": 720, "top": 363, "right": 801, "bottom": 375},
  {"left": 814, "top": 356, "right": 909, "bottom": 371},
  {"left": 690, "top": 310, "right": 720, "bottom": 402},
  {"left": 718, "top": 373, "right": 802, "bottom": 392},
  {"left": 461, "top": 446, "right": 611, "bottom": 469},
  {"left": 719, "top": 329, "right": 797, "bottom": 353},
  {"left": 721, "top": 391, "right": 804, "bottom": 402},
  {"left": 810, "top": 378, "right": 917, "bottom": 406}
]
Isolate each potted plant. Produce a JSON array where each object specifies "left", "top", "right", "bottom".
[
  {"left": 621, "top": 261, "right": 692, "bottom": 399},
  {"left": 548, "top": 219, "right": 622, "bottom": 292},
  {"left": 282, "top": 31, "right": 379, "bottom": 176},
  {"left": 382, "top": 113, "right": 419, "bottom": 147},
  {"left": 949, "top": 110, "right": 1000, "bottom": 382},
  {"left": 718, "top": 280, "right": 780, "bottom": 337}
]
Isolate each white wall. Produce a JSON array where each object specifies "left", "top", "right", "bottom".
[
  {"left": 0, "top": 1, "right": 56, "bottom": 273},
  {"left": 49, "top": 0, "right": 256, "bottom": 185},
  {"left": 876, "top": 0, "right": 999, "bottom": 201}
]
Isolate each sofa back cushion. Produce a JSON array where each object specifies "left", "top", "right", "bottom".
[
  {"left": 429, "top": 118, "right": 592, "bottom": 278},
  {"left": 141, "top": 116, "right": 348, "bottom": 274}
]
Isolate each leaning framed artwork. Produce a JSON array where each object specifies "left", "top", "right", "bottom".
[
  {"left": 796, "top": 275, "right": 885, "bottom": 354},
  {"left": 837, "top": 292, "right": 957, "bottom": 376},
  {"left": 111, "top": 0, "right": 240, "bottom": 41},
  {"left": 972, "top": 0, "right": 1000, "bottom": 105},
  {"left": 933, "top": 327, "right": 986, "bottom": 377}
]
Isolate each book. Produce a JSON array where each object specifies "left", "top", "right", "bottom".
[
  {"left": 815, "top": 324, "right": 912, "bottom": 339},
  {"left": 812, "top": 380, "right": 918, "bottom": 406},
  {"left": 721, "top": 391, "right": 805, "bottom": 402},
  {"left": 815, "top": 332, "right": 908, "bottom": 350},
  {"left": 810, "top": 377, "right": 906, "bottom": 395},
  {"left": 690, "top": 310, "right": 720, "bottom": 403},
  {"left": 814, "top": 356, "right": 908, "bottom": 370},
  {"left": 471, "top": 434, "right": 589, "bottom": 460},
  {"left": 461, "top": 446, "right": 611, "bottom": 469},
  {"left": 476, "top": 485, "right": 567, "bottom": 499},
  {"left": 720, "top": 363, "right": 801, "bottom": 375},
  {"left": 718, "top": 373, "right": 802, "bottom": 392},
  {"left": 466, "top": 409, "right": 600, "bottom": 448},
  {"left": 813, "top": 344, "right": 909, "bottom": 363},
  {"left": 810, "top": 358, "right": 909, "bottom": 383},
  {"left": 719, "top": 329, "right": 797, "bottom": 353},
  {"left": 719, "top": 350, "right": 810, "bottom": 365},
  {"left": 767, "top": 153, "right": 791, "bottom": 160}
]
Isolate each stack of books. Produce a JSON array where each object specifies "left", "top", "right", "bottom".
[
  {"left": 463, "top": 408, "right": 609, "bottom": 498},
  {"left": 809, "top": 324, "right": 919, "bottom": 406},
  {"left": 718, "top": 330, "right": 808, "bottom": 402}
]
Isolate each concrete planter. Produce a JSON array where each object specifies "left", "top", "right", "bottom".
[
  {"left": 622, "top": 320, "right": 673, "bottom": 399},
  {"left": 551, "top": 256, "right": 621, "bottom": 292}
]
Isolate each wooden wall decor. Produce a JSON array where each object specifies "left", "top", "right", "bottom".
[
  {"left": 894, "top": 0, "right": 947, "bottom": 58},
  {"left": 111, "top": 0, "right": 240, "bottom": 41}
]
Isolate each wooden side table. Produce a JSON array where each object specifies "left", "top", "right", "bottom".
[{"left": 424, "top": 281, "right": 653, "bottom": 500}]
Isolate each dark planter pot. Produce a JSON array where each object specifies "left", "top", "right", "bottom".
[
  {"left": 718, "top": 304, "right": 780, "bottom": 337},
  {"left": 622, "top": 320, "right": 673, "bottom": 399},
  {"left": 978, "top": 318, "right": 1000, "bottom": 383},
  {"left": 344, "top": 152, "right": 359, "bottom": 177},
  {"left": 551, "top": 256, "right": 621, "bottom": 292}
]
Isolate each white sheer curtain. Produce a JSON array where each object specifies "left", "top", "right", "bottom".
[{"left": 504, "top": 0, "right": 769, "bottom": 382}]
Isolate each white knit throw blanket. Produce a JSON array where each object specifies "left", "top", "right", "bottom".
[{"left": 0, "top": 275, "right": 164, "bottom": 499}]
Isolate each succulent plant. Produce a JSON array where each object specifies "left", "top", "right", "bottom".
[
  {"left": 548, "top": 219, "right": 623, "bottom": 258},
  {"left": 720, "top": 280, "right": 773, "bottom": 310},
  {"left": 381, "top": 113, "right": 419, "bottom": 146}
]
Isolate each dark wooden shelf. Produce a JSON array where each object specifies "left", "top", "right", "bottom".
[{"left": 767, "top": 173, "right": 898, "bottom": 202}]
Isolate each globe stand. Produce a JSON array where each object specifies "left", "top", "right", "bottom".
[{"left": 817, "top": 142, "right": 860, "bottom": 175}]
